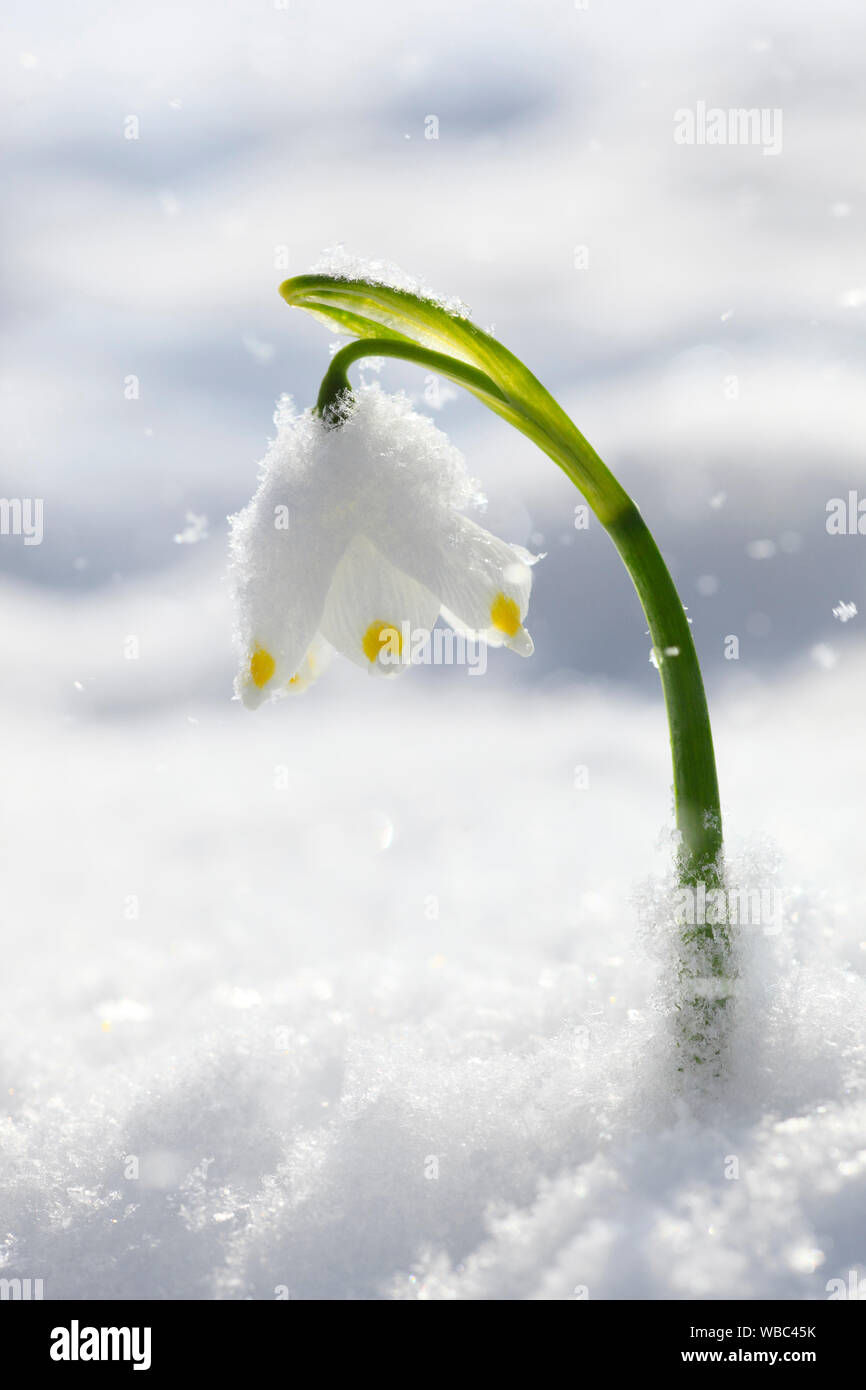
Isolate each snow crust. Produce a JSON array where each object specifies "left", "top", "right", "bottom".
[{"left": 2, "top": 668, "right": 864, "bottom": 1300}]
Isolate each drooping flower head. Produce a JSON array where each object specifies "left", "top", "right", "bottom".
[
  {"left": 266, "top": 265, "right": 727, "bottom": 1072},
  {"left": 229, "top": 383, "right": 538, "bottom": 707}
]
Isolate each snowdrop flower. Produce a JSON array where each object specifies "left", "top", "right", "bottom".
[{"left": 229, "top": 384, "right": 538, "bottom": 707}]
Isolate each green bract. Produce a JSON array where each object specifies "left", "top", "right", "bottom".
[{"left": 280, "top": 274, "right": 630, "bottom": 523}]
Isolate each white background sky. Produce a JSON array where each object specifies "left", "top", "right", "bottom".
[{"left": 3, "top": 0, "right": 866, "bottom": 692}]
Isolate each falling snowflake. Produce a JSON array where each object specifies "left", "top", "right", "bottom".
[
  {"left": 832, "top": 601, "right": 857, "bottom": 623},
  {"left": 173, "top": 511, "right": 209, "bottom": 545}
]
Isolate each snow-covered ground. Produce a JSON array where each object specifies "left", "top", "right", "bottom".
[
  {"left": 2, "top": 0, "right": 865, "bottom": 1301},
  {"left": 1, "top": 644, "right": 865, "bottom": 1300}
]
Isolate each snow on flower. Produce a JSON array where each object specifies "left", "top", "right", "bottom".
[{"left": 229, "top": 385, "right": 539, "bottom": 707}]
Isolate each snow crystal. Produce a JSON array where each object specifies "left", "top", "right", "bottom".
[
  {"left": 309, "top": 246, "right": 470, "bottom": 319},
  {"left": 173, "top": 511, "right": 209, "bottom": 545},
  {"left": 833, "top": 601, "right": 857, "bottom": 623},
  {"left": 95, "top": 998, "right": 152, "bottom": 1025}
]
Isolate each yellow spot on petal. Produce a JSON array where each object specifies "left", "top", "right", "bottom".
[
  {"left": 288, "top": 647, "right": 319, "bottom": 692},
  {"left": 362, "top": 620, "right": 402, "bottom": 664},
  {"left": 490, "top": 592, "right": 521, "bottom": 637},
  {"left": 249, "top": 646, "right": 275, "bottom": 688}
]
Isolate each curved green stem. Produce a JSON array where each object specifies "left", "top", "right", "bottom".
[
  {"left": 317, "top": 335, "right": 722, "bottom": 885},
  {"left": 607, "top": 505, "right": 721, "bottom": 884},
  {"left": 316, "top": 339, "right": 510, "bottom": 419}
]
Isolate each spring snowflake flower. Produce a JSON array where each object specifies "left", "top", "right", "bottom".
[{"left": 229, "top": 384, "right": 539, "bottom": 707}]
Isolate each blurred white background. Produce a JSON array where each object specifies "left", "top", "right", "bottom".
[{"left": 3, "top": 0, "right": 866, "bottom": 699}]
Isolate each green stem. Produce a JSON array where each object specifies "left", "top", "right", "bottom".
[
  {"left": 607, "top": 505, "right": 722, "bottom": 886},
  {"left": 316, "top": 339, "right": 510, "bottom": 418},
  {"left": 316, "top": 337, "right": 722, "bottom": 885}
]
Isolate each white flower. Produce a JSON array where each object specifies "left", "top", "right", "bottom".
[{"left": 229, "top": 384, "right": 539, "bottom": 708}]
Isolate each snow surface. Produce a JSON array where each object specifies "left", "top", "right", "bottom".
[{"left": 2, "top": 646, "right": 865, "bottom": 1300}]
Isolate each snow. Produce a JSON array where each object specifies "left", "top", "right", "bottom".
[
  {"left": 833, "top": 602, "right": 857, "bottom": 623},
  {"left": 173, "top": 512, "right": 209, "bottom": 546},
  {"left": 1, "top": 640, "right": 865, "bottom": 1300},
  {"left": 310, "top": 246, "right": 470, "bottom": 320}
]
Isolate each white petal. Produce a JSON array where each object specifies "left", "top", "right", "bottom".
[
  {"left": 229, "top": 386, "right": 540, "bottom": 705},
  {"left": 319, "top": 534, "right": 441, "bottom": 676},
  {"left": 378, "top": 512, "right": 537, "bottom": 654},
  {"left": 229, "top": 408, "right": 352, "bottom": 707},
  {"left": 285, "top": 635, "right": 333, "bottom": 695}
]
